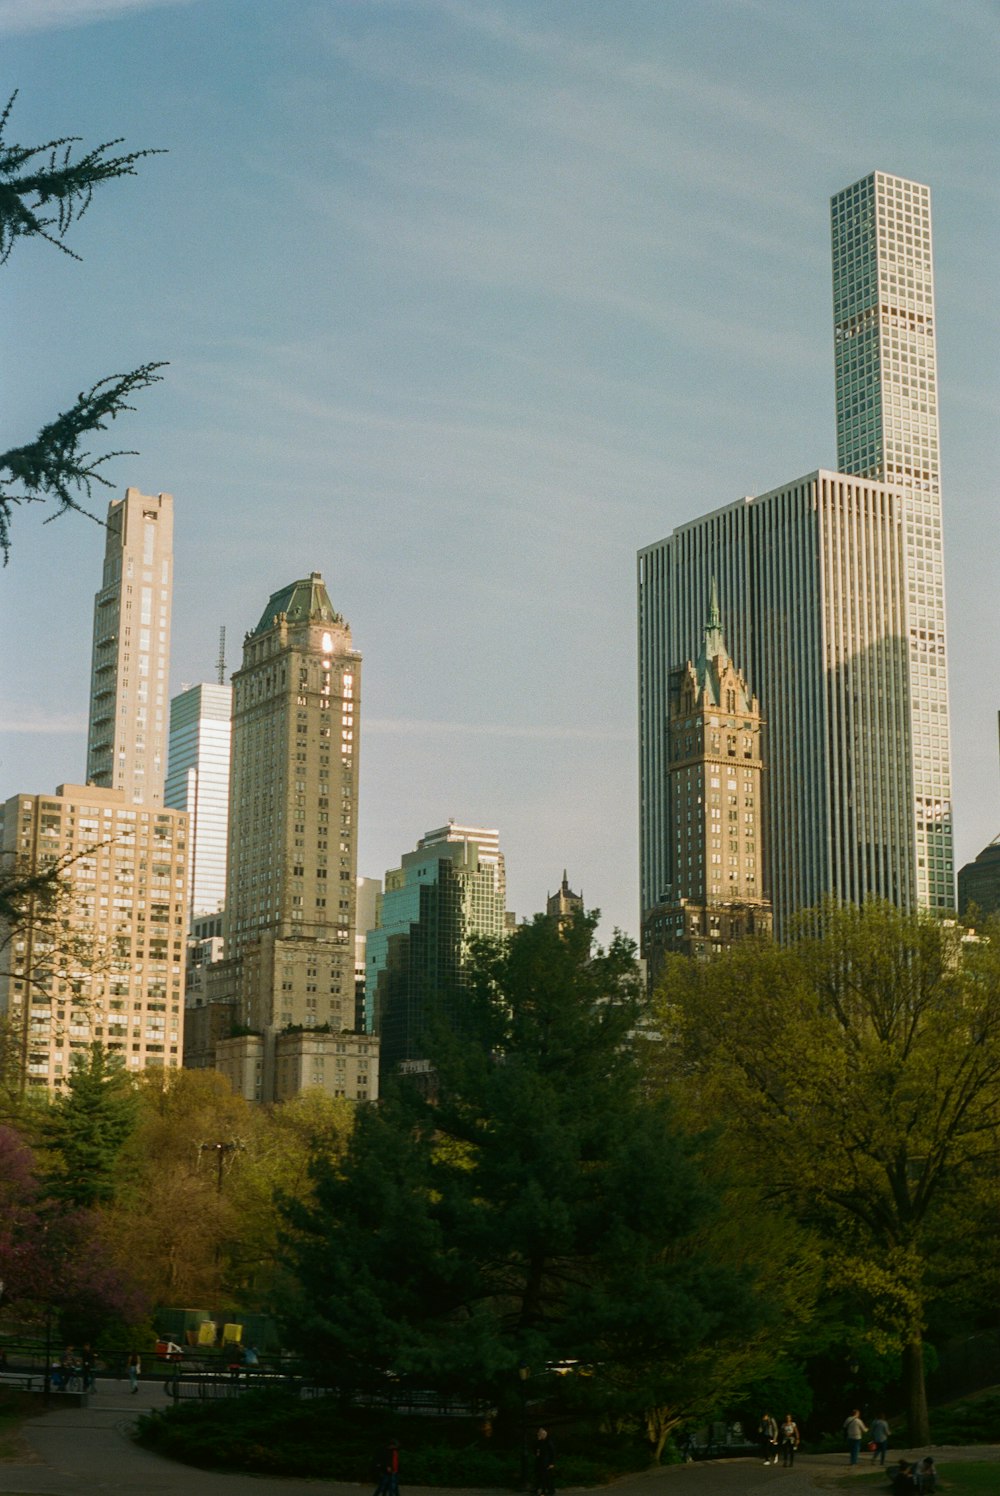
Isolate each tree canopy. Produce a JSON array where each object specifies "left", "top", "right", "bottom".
[
  {"left": 281, "top": 912, "right": 779, "bottom": 1451},
  {"left": 41, "top": 1043, "right": 139, "bottom": 1207},
  {"left": 653, "top": 899, "right": 1000, "bottom": 1443}
]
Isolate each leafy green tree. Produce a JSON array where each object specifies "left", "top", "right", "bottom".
[
  {"left": 0, "top": 92, "right": 163, "bottom": 559},
  {"left": 282, "top": 913, "right": 771, "bottom": 1451},
  {"left": 231, "top": 1088, "right": 355, "bottom": 1306},
  {"left": 103, "top": 1073, "right": 353, "bottom": 1310},
  {"left": 653, "top": 900, "right": 1000, "bottom": 1444},
  {"left": 41, "top": 1042, "right": 138, "bottom": 1207},
  {"left": 107, "top": 1067, "right": 250, "bottom": 1305}
]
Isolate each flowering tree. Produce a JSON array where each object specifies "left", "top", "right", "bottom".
[{"left": 0, "top": 1123, "right": 146, "bottom": 1342}]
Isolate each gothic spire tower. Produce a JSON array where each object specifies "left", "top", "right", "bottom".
[{"left": 641, "top": 588, "right": 772, "bottom": 983}]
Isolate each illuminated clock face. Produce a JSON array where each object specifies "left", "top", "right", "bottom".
[{"left": 321, "top": 631, "right": 333, "bottom": 653}]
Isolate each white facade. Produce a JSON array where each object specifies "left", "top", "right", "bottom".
[
  {"left": 419, "top": 822, "right": 502, "bottom": 866},
  {"left": 639, "top": 473, "right": 916, "bottom": 934},
  {"left": 831, "top": 172, "right": 952, "bottom": 911},
  {"left": 86, "top": 489, "right": 174, "bottom": 807},
  {"left": 639, "top": 173, "right": 955, "bottom": 935},
  {"left": 165, "top": 683, "right": 232, "bottom": 921}
]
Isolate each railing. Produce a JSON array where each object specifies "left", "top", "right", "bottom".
[{"left": 162, "top": 1367, "right": 297, "bottom": 1401}]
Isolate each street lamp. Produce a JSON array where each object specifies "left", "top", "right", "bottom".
[{"left": 518, "top": 1364, "right": 530, "bottom": 1490}]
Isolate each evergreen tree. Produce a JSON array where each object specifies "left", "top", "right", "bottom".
[
  {"left": 282, "top": 913, "right": 762, "bottom": 1443},
  {"left": 42, "top": 1043, "right": 138, "bottom": 1207},
  {"left": 0, "top": 92, "right": 163, "bottom": 559}
]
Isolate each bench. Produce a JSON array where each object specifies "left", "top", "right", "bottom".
[{"left": 0, "top": 1372, "right": 39, "bottom": 1393}]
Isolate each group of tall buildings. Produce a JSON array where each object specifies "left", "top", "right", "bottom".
[
  {"left": 637, "top": 168, "right": 998, "bottom": 979},
  {"left": 0, "top": 504, "right": 534, "bottom": 1100},
  {"left": 1, "top": 169, "right": 995, "bottom": 1101}
]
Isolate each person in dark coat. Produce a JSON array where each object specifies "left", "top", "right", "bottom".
[
  {"left": 533, "top": 1428, "right": 556, "bottom": 1496},
  {"left": 758, "top": 1412, "right": 778, "bottom": 1464}
]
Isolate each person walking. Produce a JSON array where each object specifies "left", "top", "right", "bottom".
[
  {"left": 373, "top": 1438, "right": 400, "bottom": 1496},
  {"left": 778, "top": 1414, "right": 800, "bottom": 1467},
  {"left": 843, "top": 1408, "right": 868, "bottom": 1465},
  {"left": 869, "top": 1412, "right": 890, "bottom": 1465},
  {"left": 758, "top": 1412, "right": 778, "bottom": 1465},
  {"left": 126, "top": 1350, "right": 141, "bottom": 1394},
  {"left": 533, "top": 1428, "right": 556, "bottom": 1496},
  {"left": 80, "top": 1344, "right": 96, "bottom": 1393}
]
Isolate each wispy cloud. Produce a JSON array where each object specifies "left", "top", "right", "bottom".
[
  {"left": 0, "top": 0, "right": 197, "bottom": 36},
  {"left": 367, "top": 718, "right": 633, "bottom": 743},
  {"left": 0, "top": 711, "right": 86, "bottom": 734}
]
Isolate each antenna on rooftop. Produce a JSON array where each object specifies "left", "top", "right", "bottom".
[{"left": 216, "top": 626, "right": 227, "bottom": 685}]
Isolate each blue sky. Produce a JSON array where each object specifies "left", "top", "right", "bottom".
[{"left": 1, "top": 0, "right": 997, "bottom": 938}]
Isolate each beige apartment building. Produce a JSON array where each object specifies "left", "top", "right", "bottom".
[
  {"left": 210, "top": 572, "right": 377, "bottom": 1102},
  {"left": 213, "top": 1028, "right": 375, "bottom": 1104},
  {"left": 0, "top": 784, "right": 188, "bottom": 1092},
  {"left": 86, "top": 488, "right": 174, "bottom": 809}
]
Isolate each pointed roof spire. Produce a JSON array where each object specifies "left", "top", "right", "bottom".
[
  {"left": 251, "top": 572, "right": 344, "bottom": 637},
  {"left": 703, "top": 576, "right": 727, "bottom": 665},
  {"left": 689, "top": 581, "right": 754, "bottom": 713}
]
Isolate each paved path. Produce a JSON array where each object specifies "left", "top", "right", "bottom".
[{"left": 2, "top": 1378, "right": 999, "bottom": 1496}]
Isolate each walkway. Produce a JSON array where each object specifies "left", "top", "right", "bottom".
[{"left": 2, "top": 1377, "right": 998, "bottom": 1496}]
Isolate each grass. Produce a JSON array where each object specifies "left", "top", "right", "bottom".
[
  {"left": 832, "top": 1465, "right": 1000, "bottom": 1492},
  {"left": 0, "top": 1393, "right": 28, "bottom": 1461},
  {"left": 134, "top": 1390, "right": 652, "bottom": 1486}
]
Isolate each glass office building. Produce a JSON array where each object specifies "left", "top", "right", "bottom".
[
  {"left": 639, "top": 174, "right": 954, "bottom": 939},
  {"left": 165, "top": 682, "right": 232, "bottom": 921}
]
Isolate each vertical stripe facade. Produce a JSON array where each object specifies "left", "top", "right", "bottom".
[{"left": 639, "top": 472, "right": 915, "bottom": 937}]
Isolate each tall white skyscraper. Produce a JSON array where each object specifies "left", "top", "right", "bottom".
[
  {"left": 831, "top": 172, "right": 951, "bottom": 912},
  {"left": 165, "top": 683, "right": 232, "bottom": 921},
  {"left": 639, "top": 173, "right": 954, "bottom": 938},
  {"left": 86, "top": 488, "right": 174, "bottom": 807}
]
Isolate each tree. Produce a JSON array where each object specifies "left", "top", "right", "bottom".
[
  {"left": 40, "top": 1043, "right": 138, "bottom": 1207},
  {"left": 106, "top": 1067, "right": 250, "bottom": 1306},
  {"left": 0, "top": 1121, "right": 146, "bottom": 1342},
  {"left": 0, "top": 92, "right": 163, "bottom": 559},
  {"left": 230, "top": 1088, "right": 355, "bottom": 1306},
  {"left": 653, "top": 900, "right": 1000, "bottom": 1443},
  {"left": 282, "top": 913, "right": 771, "bottom": 1451}
]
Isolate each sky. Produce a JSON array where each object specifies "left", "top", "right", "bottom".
[{"left": 1, "top": 0, "right": 998, "bottom": 942}]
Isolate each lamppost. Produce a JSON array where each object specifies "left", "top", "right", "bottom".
[
  {"left": 518, "top": 1364, "right": 530, "bottom": 1490},
  {"left": 199, "top": 1139, "right": 242, "bottom": 1193},
  {"left": 43, "top": 1302, "right": 52, "bottom": 1399}
]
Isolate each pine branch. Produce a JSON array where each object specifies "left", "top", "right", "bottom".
[
  {"left": 0, "top": 91, "right": 164, "bottom": 263},
  {"left": 0, "top": 363, "right": 167, "bottom": 562}
]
